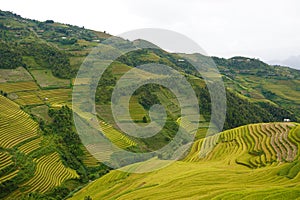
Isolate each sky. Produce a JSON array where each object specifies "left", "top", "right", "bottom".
[{"left": 1, "top": 0, "right": 300, "bottom": 69}]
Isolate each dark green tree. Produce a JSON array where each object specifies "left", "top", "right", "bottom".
[{"left": 143, "top": 116, "right": 148, "bottom": 123}]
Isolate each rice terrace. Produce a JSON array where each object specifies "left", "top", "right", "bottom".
[{"left": 0, "top": 2, "right": 300, "bottom": 200}]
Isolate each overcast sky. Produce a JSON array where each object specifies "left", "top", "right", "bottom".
[{"left": 2, "top": 0, "right": 300, "bottom": 68}]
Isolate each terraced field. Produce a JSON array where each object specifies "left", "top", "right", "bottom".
[
  {"left": 0, "top": 95, "right": 38, "bottom": 148},
  {"left": 0, "top": 152, "right": 19, "bottom": 187},
  {"left": 38, "top": 88, "right": 72, "bottom": 106},
  {"left": 70, "top": 122, "right": 300, "bottom": 200},
  {"left": 18, "top": 137, "right": 42, "bottom": 155},
  {"left": 128, "top": 96, "right": 148, "bottom": 122},
  {"left": 186, "top": 123, "right": 298, "bottom": 167},
  {"left": 0, "top": 170, "right": 19, "bottom": 184},
  {"left": 30, "top": 69, "right": 71, "bottom": 88},
  {"left": 0, "top": 67, "right": 33, "bottom": 83},
  {"left": 14, "top": 91, "right": 44, "bottom": 105},
  {"left": 0, "top": 152, "right": 13, "bottom": 171},
  {"left": 0, "top": 95, "right": 85, "bottom": 199},
  {"left": 23, "top": 152, "right": 79, "bottom": 194},
  {"left": 177, "top": 116, "right": 203, "bottom": 134},
  {"left": 99, "top": 120, "right": 137, "bottom": 149},
  {"left": 81, "top": 147, "right": 100, "bottom": 167},
  {"left": 0, "top": 81, "right": 39, "bottom": 93}
]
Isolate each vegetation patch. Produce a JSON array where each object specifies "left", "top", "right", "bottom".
[
  {"left": 30, "top": 69, "right": 71, "bottom": 88},
  {"left": 0, "top": 67, "right": 33, "bottom": 83}
]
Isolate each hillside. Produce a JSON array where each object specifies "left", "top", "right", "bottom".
[
  {"left": 70, "top": 122, "right": 300, "bottom": 200},
  {"left": 213, "top": 56, "right": 300, "bottom": 119},
  {"left": 0, "top": 10, "right": 300, "bottom": 199},
  {"left": 0, "top": 96, "right": 80, "bottom": 199}
]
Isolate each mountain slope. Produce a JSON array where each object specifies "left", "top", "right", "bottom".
[
  {"left": 0, "top": 10, "right": 300, "bottom": 199},
  {"left": 0, "top": 96, "right": 80, "bottom": 199},
  {"left": 70, "top": 122, "right": 300, "bottom": 200}
]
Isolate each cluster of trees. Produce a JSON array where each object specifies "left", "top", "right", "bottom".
[
  {"left": 0, "top": 40, "right": 73, "bottom": 79},
  {"left": 116, "top": 48, "right": 199, "bottom": 77},
  {"left": 42, "top": 106, "right": 86, "bottom": 175},
  {"left": 223, "top": 90, "right": 296, "bottom": 130},
  {"left": 0, "top": 41, "right": 23, "bottom": 69},
  {"left": 192, "top": 84, "right": 296, "bottom": 130},
  {"left": 95, "top": 68, "right": 116, "bottom": 104},
  {"left": 212, "top": 56, "right": 268, "bottom": 70},
  {"left": 137, "top": 88, "right": 160, "bottom": 110},
  {"left": 22, "top": 43, "right": 73, "bottom": 78},
  {"left": 0, "top": 90, "right": 8, "bottom": 97}
]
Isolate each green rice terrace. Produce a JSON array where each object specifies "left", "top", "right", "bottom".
[
  {"left": 0, "top": 10, "right": 300, "bottom": 199},
  {"left": 70, "top": 123, "right": 300, "bottom": 200}
]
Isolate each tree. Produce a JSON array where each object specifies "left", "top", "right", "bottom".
[
  {"left": 84, "top": 196, "right": 92, "bottom": 200},
  {"left": 143, "top": 116, "right": 148, "bottom": 123},
  {"left": 45, "top": 20, "right": 54, "bottom": 23}
]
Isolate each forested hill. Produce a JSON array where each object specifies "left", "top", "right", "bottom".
[{"left": 0, "top": 9, "right": 299, "bottom": 128}]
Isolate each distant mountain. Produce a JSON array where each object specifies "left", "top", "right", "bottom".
[{"left": 269, "top": 55, "right": 300, "bottom": 70}]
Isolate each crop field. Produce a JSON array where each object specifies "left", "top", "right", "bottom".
[
  {"left": 37, "top": 88, "right": 72, "bottom": 106},
  {"left": 96, "top": 97, "right": 148, "bottom": 126},
  {"left": 30, "top": 105, "right": 52, "bottom": 122},
  {"left": 0, "top": 81, "right": 39, "bottom": 93},
  {"left": 30, "top": 69, "right": 71, "bottom": 88},
  {"left": 69, "top": 56, "right": 85, "bottom": 71},
  {"left": 111, "top": 62, "right": 131, "bottom": 79},
  {"left": 177, "top": 116, "right": 206, "bottom": 134},
  {"left": 186, "top": 123, "right": 298, "bottom": 166},
  {"left": 81, "top": 147, "right": 100, "bottom": 167},
  {"left": 71, "top": 122, "right": 300, "bottom": 200},
  {"left": 0, "top": 152, "right": 13, "bottom": 171},
  {"left": 0, "top": 170, "right": 19, "bottom": 184},
  {"left": 23, "top": 152, "right": 79, "bottom": 194},
  {"left": 0, "top": 67, "right": 33, "bottom": 83},
  {"left": 224, "top": 74, "right": 300, "bottom": 118},
  {"left": 18, "top": 137, "right": 42, "bottom": 155},
  {"left": 128, "top": 96, "right": 148, "bottom": 122},
  {"left": 262, "top": 79, "right": 300, "bottom": 103},
  {"left": 99, "top": 120, "right": 137, "bottom": 149},
  {"left": 13, "top": 91, "right": 43, "bottom": 105},
  {"left": 0, "top": 152, "right": 18, "bottom": 186},
  {"left": 0, "top": 96, "right": 38, "bottom": 148},
  {"left": 70, "top": 159, "right": 300, "bottom": 200}
]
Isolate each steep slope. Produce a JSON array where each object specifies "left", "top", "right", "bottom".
[{"left": 70, "top": 122, "right": 300, "bottom": 200}]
